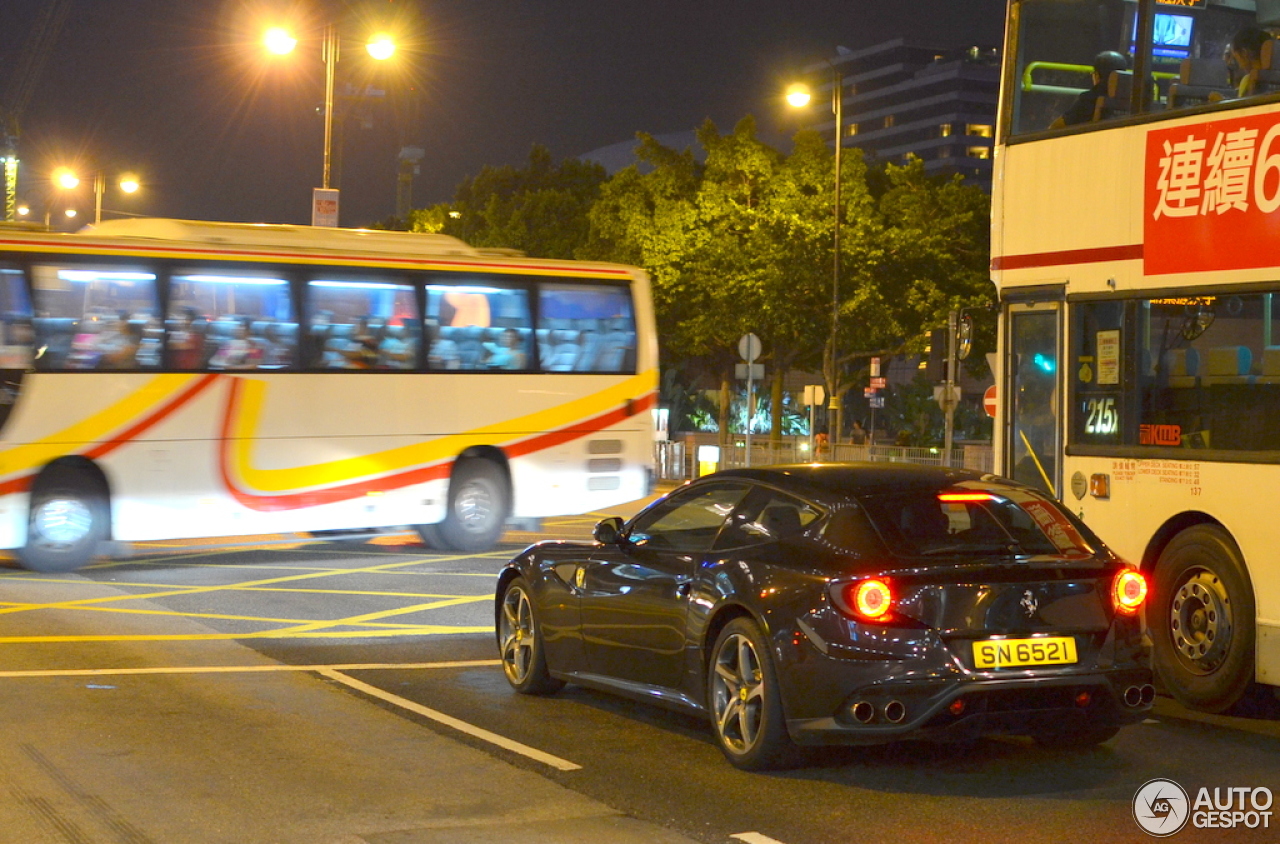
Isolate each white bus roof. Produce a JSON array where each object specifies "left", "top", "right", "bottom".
[{"left": 83, "top": 218, "right": 480, "bottom": 258}]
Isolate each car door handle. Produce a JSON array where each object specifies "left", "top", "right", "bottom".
[{"left": 675, "top": 576, "right": 692, "bottom": 598}]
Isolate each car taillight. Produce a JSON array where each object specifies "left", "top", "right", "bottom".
[
  {"left": 1113, "top": 569, "right": 1147, "bottom": 614},
  {"left": 844, "top": 578, "right": 893, "bottom": 622}
]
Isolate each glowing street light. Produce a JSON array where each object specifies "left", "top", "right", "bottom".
[
  {"left": 366, "top": 34, "right": 396, "bottom": 61},
  {"left": 51, "top": 168, "right": 142, "bottom": 225},
  {"left": 54, "top": 168, "right": 79, "bottom": 190},
  {"left": 787, "top": 63, "right": 846, "bottom": 442},
  {"left": 263, "top": 26, "right": 297, "bottom": 56},
  {"left": 262, "top": 22, "right": 399, "bottom": 205}
]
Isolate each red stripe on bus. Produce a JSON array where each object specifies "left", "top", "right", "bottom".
[
  {"left": 990, "top": 243, "right": 1143, "bottom": 271},
  {"left": 0, "top": 373, "right": 221, "bottom": 496},
  {"left": 217, "top": 379, "right": 658, "bottom": 512},
  {"left": 82, "top": 374, "right": 221, "bottom": 460}
]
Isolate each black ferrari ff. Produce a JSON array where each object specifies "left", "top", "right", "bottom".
[{"left": 495, "top": 463, "right": 1153, "bottom": 770}]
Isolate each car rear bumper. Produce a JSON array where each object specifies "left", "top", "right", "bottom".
[{"left": 786, "top": 668, "right": 1154, "bottom": 746}]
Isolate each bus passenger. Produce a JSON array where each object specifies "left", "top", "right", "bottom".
[
  {"left": 342, "top": 317, "right": 380, "bottom": 370},
  {"left": 1222, "top": 25, "right": 1270, "bottom": 99},
  {"left": 209, "top": 316, "right": 259, "bottom": 370},
  {"left": 377, "top": 324, "right": 414, "bottom": 369},
  {"left": 169, "top": 307, "right": 205, "bottom": 370},
  {"left": 484, "top": 327, "right": 526, "bottom": 370},
  {"left": 100, "top": 317, "right": 143, "bottom": 370},
  {"left": 1050, "top": 51, "right": 1130, "bottom": 129}
]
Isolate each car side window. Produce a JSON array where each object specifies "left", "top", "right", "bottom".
[
  {"left": 628, "top": 483, "right": 749, "bottom": 552},
  {"left": 718, "top": 489, "right": 821, "bottom": 549}
]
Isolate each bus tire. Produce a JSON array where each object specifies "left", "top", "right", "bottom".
[
  {"left": 413, "top": 522, "right": 446, "bottom": 550},
  {"left": 436, "top": 460, "right": 508, "bottom": 553},
  {"left": 18, "top": 464, "right": 109, "bottom": 573},
  {"left": 1151, "top": 524, "right": 1256, "bottom": 713}
]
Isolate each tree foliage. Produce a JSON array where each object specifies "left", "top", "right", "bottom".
[
  {"left": 392, "top": 117, "right": 994, "bottom": 445},
  {"left": 388, "top": 145, "right": 606, "bottom": 259}
]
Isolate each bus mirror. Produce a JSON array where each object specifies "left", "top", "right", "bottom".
[{"left": 593, "top": 517, "right": 625, "bottom": 545}]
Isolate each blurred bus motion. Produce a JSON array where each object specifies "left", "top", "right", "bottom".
[{"left": 0, "top": 218, "right": 656, "bottom": 571}]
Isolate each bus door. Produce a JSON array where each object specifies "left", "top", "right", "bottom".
[{"left": 1005, "top": 296, "right": 1063, "bottom": 498}]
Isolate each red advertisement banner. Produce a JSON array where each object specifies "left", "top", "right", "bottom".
[{"left": 1144, "top": 111, "right": 1280, "bottom": 275}]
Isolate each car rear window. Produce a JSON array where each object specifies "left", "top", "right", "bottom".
[{"left": 855, "top": 486, "right": 1100, "bottom": 558}]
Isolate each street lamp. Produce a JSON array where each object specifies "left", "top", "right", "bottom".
[
  {"left": 51, "top": 168, "right": 141, "bottom": 225},
  {"left": 787, "top": 64, "right": 845, "bottom": 444},
  {"left": 262, "top": 23, "right": 398, "bottom": 194}
]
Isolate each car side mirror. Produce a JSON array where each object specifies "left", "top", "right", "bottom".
[{"left": 593, "top": 517, "right": 625, "bottom": 545}]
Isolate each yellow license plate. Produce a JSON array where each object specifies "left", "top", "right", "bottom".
[{"left": 973, "top": 636, "right": 1078, "bottom": 669}]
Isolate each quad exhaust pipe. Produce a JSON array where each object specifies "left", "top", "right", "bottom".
[
  {"left": 852, "top": 701, "right": 875, "bottom": 724},
  {"left": 883, "top": 700, "right": 907, "bottom": 723}
]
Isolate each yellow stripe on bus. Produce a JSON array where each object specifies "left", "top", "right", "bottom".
[
  {"left": 0, "top": 374, "right": 201, "bottom": 477},
  {"left": 226, "top": 369, "right": 659, "bottom": 493}
]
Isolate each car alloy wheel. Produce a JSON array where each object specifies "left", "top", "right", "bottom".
[
  {"left": 707, "top": 618, "right": 796, "bottom": 770},
  {"left": 497, "top": 578, "right": 563, "bottom": 695}
]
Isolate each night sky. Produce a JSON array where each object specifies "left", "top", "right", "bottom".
[{"left": 1, "top": 0, "right": 1007, "bottom": 229}]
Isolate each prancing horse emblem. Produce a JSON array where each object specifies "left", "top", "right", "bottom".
[{"left": 1020, "top": 590, "right": 1039, "bottom": 617}]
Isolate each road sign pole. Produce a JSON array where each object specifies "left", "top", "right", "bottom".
[{"left": 738, "top": 334, "right": 762, "bottom": 468}]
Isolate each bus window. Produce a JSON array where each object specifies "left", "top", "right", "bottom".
[
  {"left": 30, "top": 263, "right": 159, "bottom": 371},
  {"left": 1138, "top": 292, "right": 1280, "bottom": 452},
  {"left": 0, "top": 263, "right": 33, "bottom": 371},
  {"left": 1009, "top": 0, "right": 1254, "bottom": 136},
  {"left": 169, "top": 269, "right": 295, "bottom": 371},
  {"left": 538, "top": 282, "right": 635, "bottom": 373},
  {"left": 424, "top": 281, "right": 532, "bottom": 371},
  {"left": 307, "top": 278, "right": 418, "bottom": 371}
]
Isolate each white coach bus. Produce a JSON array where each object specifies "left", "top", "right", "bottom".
[{"left": 0, "top": 218, "right": 656, "bottom": 571}]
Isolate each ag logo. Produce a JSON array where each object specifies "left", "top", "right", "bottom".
[{"left": 1134, "top": 778, "right": 1190, "bottom": 837}]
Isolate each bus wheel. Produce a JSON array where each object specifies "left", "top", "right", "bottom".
[
  {"left": 437, "top": 460, "right": 508, "bottom": 553},
  {"left": 19, "top": 465, "right": 108, "bottom": 573},
  {"left": 413, "top": 523, "right": 446, "bottom": 550},
  {"left": 1152, "top": 525, "right": 1256, "bottom": 713}
]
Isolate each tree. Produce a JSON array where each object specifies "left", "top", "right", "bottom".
[
  {"left": 585, "top": 119, "right": 837, "bottom": 446},
  {"left": 826, "top": 156, "right": 995, "bottom": 439}
]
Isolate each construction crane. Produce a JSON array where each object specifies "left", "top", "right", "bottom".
[{"left": 1, "top": 2, "right": 71, "bottom": 221}]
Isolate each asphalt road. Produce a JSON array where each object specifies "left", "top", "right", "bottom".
[{"left": 1, "top": 506, "right": 1278, "bottom": 844}]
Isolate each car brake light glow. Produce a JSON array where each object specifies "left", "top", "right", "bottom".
[
  {"left": 1113, "top": 569, "right": 1148, "bottom": 614},
  {"left": 850, "top": 579, "right": 893, "bottom": 621},
  {"left": 937, "top": 492, "right": 997, "bottom": 502}
]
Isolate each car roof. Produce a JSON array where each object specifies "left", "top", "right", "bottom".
[{"left": 706, "top": 462, "right": 995, "bottom": 499}]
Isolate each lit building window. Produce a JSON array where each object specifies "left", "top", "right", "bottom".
[
  {"left": 884, "top": 114, "right": 896, "bottom": 129},
  {"left": 967, "top": 146, "right": 991, "bottom": 159},
  {"left": 966, "top": 123, "right": 994, "bottom": 138},
  {"left": 940, "top": 123, "right": 954, "bottom": 137},
  {"left": 847, "top": 123, "right": 859, "bottom": 137}
]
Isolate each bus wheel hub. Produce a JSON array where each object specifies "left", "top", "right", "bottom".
[
  {"left": 34, "top": 498, "right": 93, "bottom": 545},
  {"left": 1170, "top": 570, "right": 1231, "bottom": 671}
]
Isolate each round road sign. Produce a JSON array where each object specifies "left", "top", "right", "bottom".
[{"left": 983, "top": 385, "right": 998, "bottom": 418}]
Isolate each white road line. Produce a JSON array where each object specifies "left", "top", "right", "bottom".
[
  {"left": 0, "top": 659, "right": 502, "bottom": 679},
  {"left": 318, "top": 668, "right": 582, "bottom": 772},
  {"left": 730, "top": 833, "right": 790, "bottom": 844}
]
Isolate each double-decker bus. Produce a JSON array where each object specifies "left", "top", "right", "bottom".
[
  {"left": 993, "top": 0, "right": 1280, "bottom": 712},
  {"left": 0, "top": 218, "right": 656, "bottom": 572}
]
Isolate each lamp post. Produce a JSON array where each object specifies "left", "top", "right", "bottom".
[
  {"left": 263, "top": 22, "right": 397, "bottom": 221},
  {"left": 787, "top": 63, "right": 845, "bottom": 444},
  {"left": 50, "top": 168, "right": 140, "bottom": 225}
]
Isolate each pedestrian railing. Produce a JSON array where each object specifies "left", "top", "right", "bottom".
[{"left": 653, "top": 439, "right": 994, "bottom": 482}]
